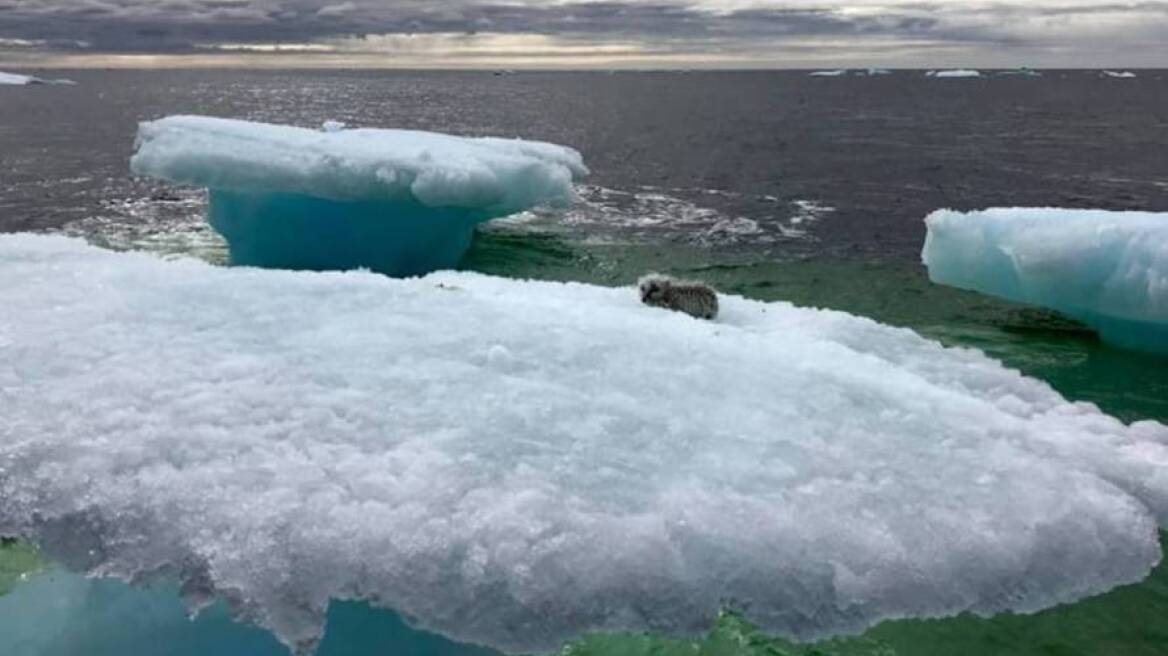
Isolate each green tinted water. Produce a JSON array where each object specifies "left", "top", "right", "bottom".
[{"left": 0, "top": 540, "right": 44, "bottom": 597}]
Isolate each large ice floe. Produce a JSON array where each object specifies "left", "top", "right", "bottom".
[
  {"left": 3, "top": 234, "right": 1168, "bottom": 654},
  {"left": 923, "top": 208, "right": 1168, "bottom": 355},
  {"left": 130, "top": 116, "right": 587, "bottom": 276}
]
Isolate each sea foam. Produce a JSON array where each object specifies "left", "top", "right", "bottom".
[{"left": 1, "top": 235, "right": 1166, "bottom": 654}]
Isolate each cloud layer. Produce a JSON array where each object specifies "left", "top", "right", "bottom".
[{"left": 0, "top": 1, "right": 1165, "bottom": 67}]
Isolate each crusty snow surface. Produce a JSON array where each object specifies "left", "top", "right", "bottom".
[{"left": 2, "top": 235, "right": 1166, "bottom": 654}]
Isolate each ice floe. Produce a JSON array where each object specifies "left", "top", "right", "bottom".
[
  {"left": 0, "top": 71, "right": 74, "bottom": 86},
  {"left": 923, "top": 208, "right": 1168, "bottom": 354},
  {"left": 130, "top": 116, "right": 587, "bottom": 276},
  {"left": 929, "top": 69, "right": 981, "bottom": 78},
  {"left": 2, "top": 234, "right": 1167, "bottom": 654}
]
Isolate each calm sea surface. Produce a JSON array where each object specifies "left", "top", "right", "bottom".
[{"left": 1, "top": 69, "right": 1168, "bottom": 655}]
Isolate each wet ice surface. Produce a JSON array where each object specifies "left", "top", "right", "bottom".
[{"left": 3, "top": 235, "right": 1168, "bottom": 655}]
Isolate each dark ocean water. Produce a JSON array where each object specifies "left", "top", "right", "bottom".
[
  {"left": 2, "top": 69, "right": 1167, "bottom": 254},
  {"left": 2, "top": 69, "right": 1168, "bottom": 655}
]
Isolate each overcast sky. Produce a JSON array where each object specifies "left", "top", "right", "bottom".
[{"left": 1, "top": 0, "right": 1165, "bottom": 68}]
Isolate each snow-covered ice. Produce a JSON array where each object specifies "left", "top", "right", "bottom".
[
  {"left": 929, "top": 69, "right": 981, "bottom": 78},
  {"left": 130, "top": 116, "right": 587, "bottom": 276},
  {"left": 922, "top": 208, "right": 1168, "bottom": 354},
  {"left": 1102, "top": 70, "right": 1138, "bottom": 79},
  {"left": 3, "top": 235, "right": 1167, "bottom": 653},
  {"left": 809, "top": 70, "right": 847, "bottom": 77}
]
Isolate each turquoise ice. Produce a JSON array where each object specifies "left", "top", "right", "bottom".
[
  {"left": 922, "top": 208, "right": 1168, "bottom": 354},
  {"left": 130, "top": 116, "right": 587, "bottom": 276}
]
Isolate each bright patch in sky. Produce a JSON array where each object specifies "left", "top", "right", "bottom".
[{"left": 0, "top": 0, "right": 1164, "bottom": 67}]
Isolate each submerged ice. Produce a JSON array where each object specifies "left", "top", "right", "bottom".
[
  {"left": 2, "top": 235, "right": 1168, "bottom": 654},
  {"left": 130, "top": 116, "right": 587, "bottom": 276},
  {"left": 922, "top": 208, "right": 1168, "bottom": 354}
]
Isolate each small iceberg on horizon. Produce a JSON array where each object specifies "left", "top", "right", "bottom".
[
  {"left": 922, "top": 208, "right": 1168, "bottom": 355},
  {"left": 0, "top": 71, "right": 75, "bottom": 86},
  {"left": 3, "top": 234, "right": 1167, "bottom": 655},
  {"left": 1102, "top": 70, "right": 1138, "bottom": 79},
  {"left": 808, "top": 69, "right": 847, "bottom": 77},
  {"left": 928, "top": 69, "right": 981, "bottom": 78},
  {"left": 130, "top": 116, "right": 587, "bottom": 276},
  {"left": 997, "top": 67, "right": 1042, "bottom": 77}
]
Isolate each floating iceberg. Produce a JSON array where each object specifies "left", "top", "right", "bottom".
[
  {"left": 922, "top": 208, "right": 1168, "bottom": 354},
  {"left": 997, "top": 67, "right": 1042, "bottom": 77},
  {"left": 130, "top": 116, "right": 587, "bottom": 276},
  {"left": 0, "top": 71, "right": 75, "bottom": 85},
  {"left": 2, "top": 235, "right": 1167, "bottom": 654},
  {"left": 929, "top": 69, "right": 981, "bottom": 78},
  {"left": 0, "top": 71, "right": 37, "bottom": 85},
  {"left": 1102, "top": 70, "right": 1137, "bottom": 79},
  {"left": 808, "top": 69, "right": 847, "bottom": 77}
]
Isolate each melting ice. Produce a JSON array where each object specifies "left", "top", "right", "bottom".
[
  {"left": 2, "top": 235, "right": 1167, "bottom": 654},
  {"left": 130, "top": 116, "right": 588, "bottom": 276},
  {"left": 922, "top": 208, "right": 1168, "bottom": 355}
]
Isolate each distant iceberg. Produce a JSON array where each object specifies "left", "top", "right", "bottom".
[
  {"left": 930, "top": 69, "right": 981, "bottom": 78},
  {"left": 997, "top": 67, "right": 1042, "bottom": 77},
  {"left": 0, "top": 71, "right": 74, "bottom": 85},
  {"left": 130, "top": 116, "right": 587, "bottom": 276},
  {"left": 923, "top": 208, "right": 1168, "bottom": 354},
  {"left": 1102, "top": 70, "right": 1137, "bottom": 79},
  {"left": 0, "top": 71, "right": 37, "bottom": 85},
  {"left": 808, "top": 69, "right": 847, "bottom": 77},
  {"left": 3, "top": 234, "right": 1166, "bottom": 654}
]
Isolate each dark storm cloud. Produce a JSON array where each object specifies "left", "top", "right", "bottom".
[{"left": 0, "top": 0, "right": 1163, "bottom": 54}]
